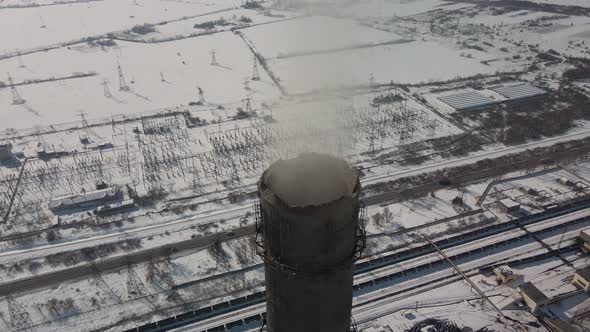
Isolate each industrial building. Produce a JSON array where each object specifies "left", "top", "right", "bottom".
[
  {"left": 256, "top": 153, "right": 365, "bottom": 332},
  {"left": 0, "top": 142, "right": 13, "bottom": 162},
  {"left": 572, "top": 266, "right": 590, "bottom": 292},
  {"left": 49, "top": 187, "right": 119, "bottom": 212},
  {"left": 498, "top": 198, "right": 520, "bottom": 214},
  {"left": 95, "top": 199, "right": 135, "bottom": 216},
  {"left": 494, "top": 265, "right": 516, "bottom": 284},
  {"left": 437, "top": 82, "right": 547, "bottom": 112},
  {"left": 580, "top": 229, "right": 590, "bottom": 253},
  {"left": 518, "top": 282, "right": 549, "bottom": 314},
  {"left": 490, "top": 83, "right": 547, "bottom": 101},
  {"left": 438, "top": 91, "right": 496, "bottom": 111}
]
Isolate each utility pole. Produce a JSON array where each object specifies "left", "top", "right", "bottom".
[
  {"left": 210, "top": 49, "right": 218, "bottom": 66},
  {"left": 39, "top": 14, "right": 47, "bottom": 28}
]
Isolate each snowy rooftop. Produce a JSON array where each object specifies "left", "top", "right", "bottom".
[
  {"left": 499, "top": 198, "right": 521, "bottom": 209},
  {"left": 519, "top": 282, "right": 549, "bottom": 303},
  {"left": 438, "top": 91, "right": 495, "bottom": 111},
  {"left": 49, "top": 187, "right": 117, "bottom": 210},
  {"left": 494, "top": 265, "right": 514, "bottom": 276},
  {"left": 491, "top": 83, "right": 547, "bottom": 100}
]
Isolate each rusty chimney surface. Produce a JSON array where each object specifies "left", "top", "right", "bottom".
[{"left": 261, "top": 152, "right": 357, "bottom": 208}]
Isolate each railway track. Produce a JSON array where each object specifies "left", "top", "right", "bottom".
[{"left": 124, "top": 198, "right": 590, "bottom": 332}]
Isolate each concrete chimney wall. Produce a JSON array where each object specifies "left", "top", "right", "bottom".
[{"left": 258, "top": 153, "right": 361, "bottom": 332}]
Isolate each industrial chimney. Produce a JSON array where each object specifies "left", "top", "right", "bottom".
[{"left": 256, "top": 153, "right": 364, "bottom": 332}]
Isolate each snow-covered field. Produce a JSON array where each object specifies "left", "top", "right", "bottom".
[
  {"left": 243, "top": 15, "right": 404, "bottom": 58},
  {"left": 265, "top": 40, "right": 496, "bottom": 93},
  {"left": 0, "top": 31, "right": 279, "bottom": 128},
  {"left": 0, "top": 0, "right": 241, "bottom": 52},
  {"left": 514, "top": 15, "right": 590, "bottom": 58},
  {"left": 526, "top": 0, "right": 590, "bottom": 8},
  {"left": 288, "top": 0, "right": 472, "bottom": 18},
  {"left": 0, "top": 239, "right": 263, "bottom": 332}
]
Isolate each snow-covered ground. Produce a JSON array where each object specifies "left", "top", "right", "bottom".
[
  {"left": 514, "top": 15, "right": 590, "bottom": 58},
  {"left": 0, "top": 31, "right": 279, "bottom": 128},
  {"left": 525, "top": 0, "right": 590, "bottom": 8},
  {"left": 287, "top": 0, "right": 473, "bottom": 19},
  {"left": 242, "top": 15, "right": 404, "bottom": 59},
  {"left": 0, "top": 239, "right": 264, "bottom": 332},
  {"left": 265, "top": 40, "right": 497, "bottom": 93},
  {"left": 0, "top": 0, "right": 241, "bottom": 52},
  {"left": 362, "top": 280, "right": 545, "bottom": 331}
]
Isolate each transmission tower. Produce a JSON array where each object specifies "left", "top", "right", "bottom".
[
  {"left": 78, "top": 111, "right": 91, "bottom": 145},
  {"left": 198, "top": 87, "right": 205, "bottom": 103},
  {"left": 242, "top": 95, "right": 253, "bottom": 113},
  {"left": 6, "top": 73, "right": 25, "bottom": 105},
  {"left": 117, "top": 62, "right": 130, "bottom": 91},
  {"left": 252, "top": 55, "right": 260, "bottom": 81},
  {"left": 126, "top": 265, "right": 147, "bottom": 298},
  {"left": 6, "top": 296, "right": 32, "bottom": 330},
  {"left": 210, "top": 49, "right": 218, "bottom": 66},
  {"left": 160, "top": 71, "right": 166, "bottom": 82},
  {"left": 102, "top": 79, "right": 112, "bottom": 98}
]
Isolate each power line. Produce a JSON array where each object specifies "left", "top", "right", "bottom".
[{"left": 421, "top": 234, "right": 507, "bottom": 323}]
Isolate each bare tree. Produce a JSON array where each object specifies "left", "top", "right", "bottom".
[
  {"left": 209, "top": 240, "right": 230, "bottom": 269},
  {"left": 372, "top": 212, "right": 384, "bottom": 228},
  {"left": 382, "top": 207, "right": 394, "bottom": 225}
]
